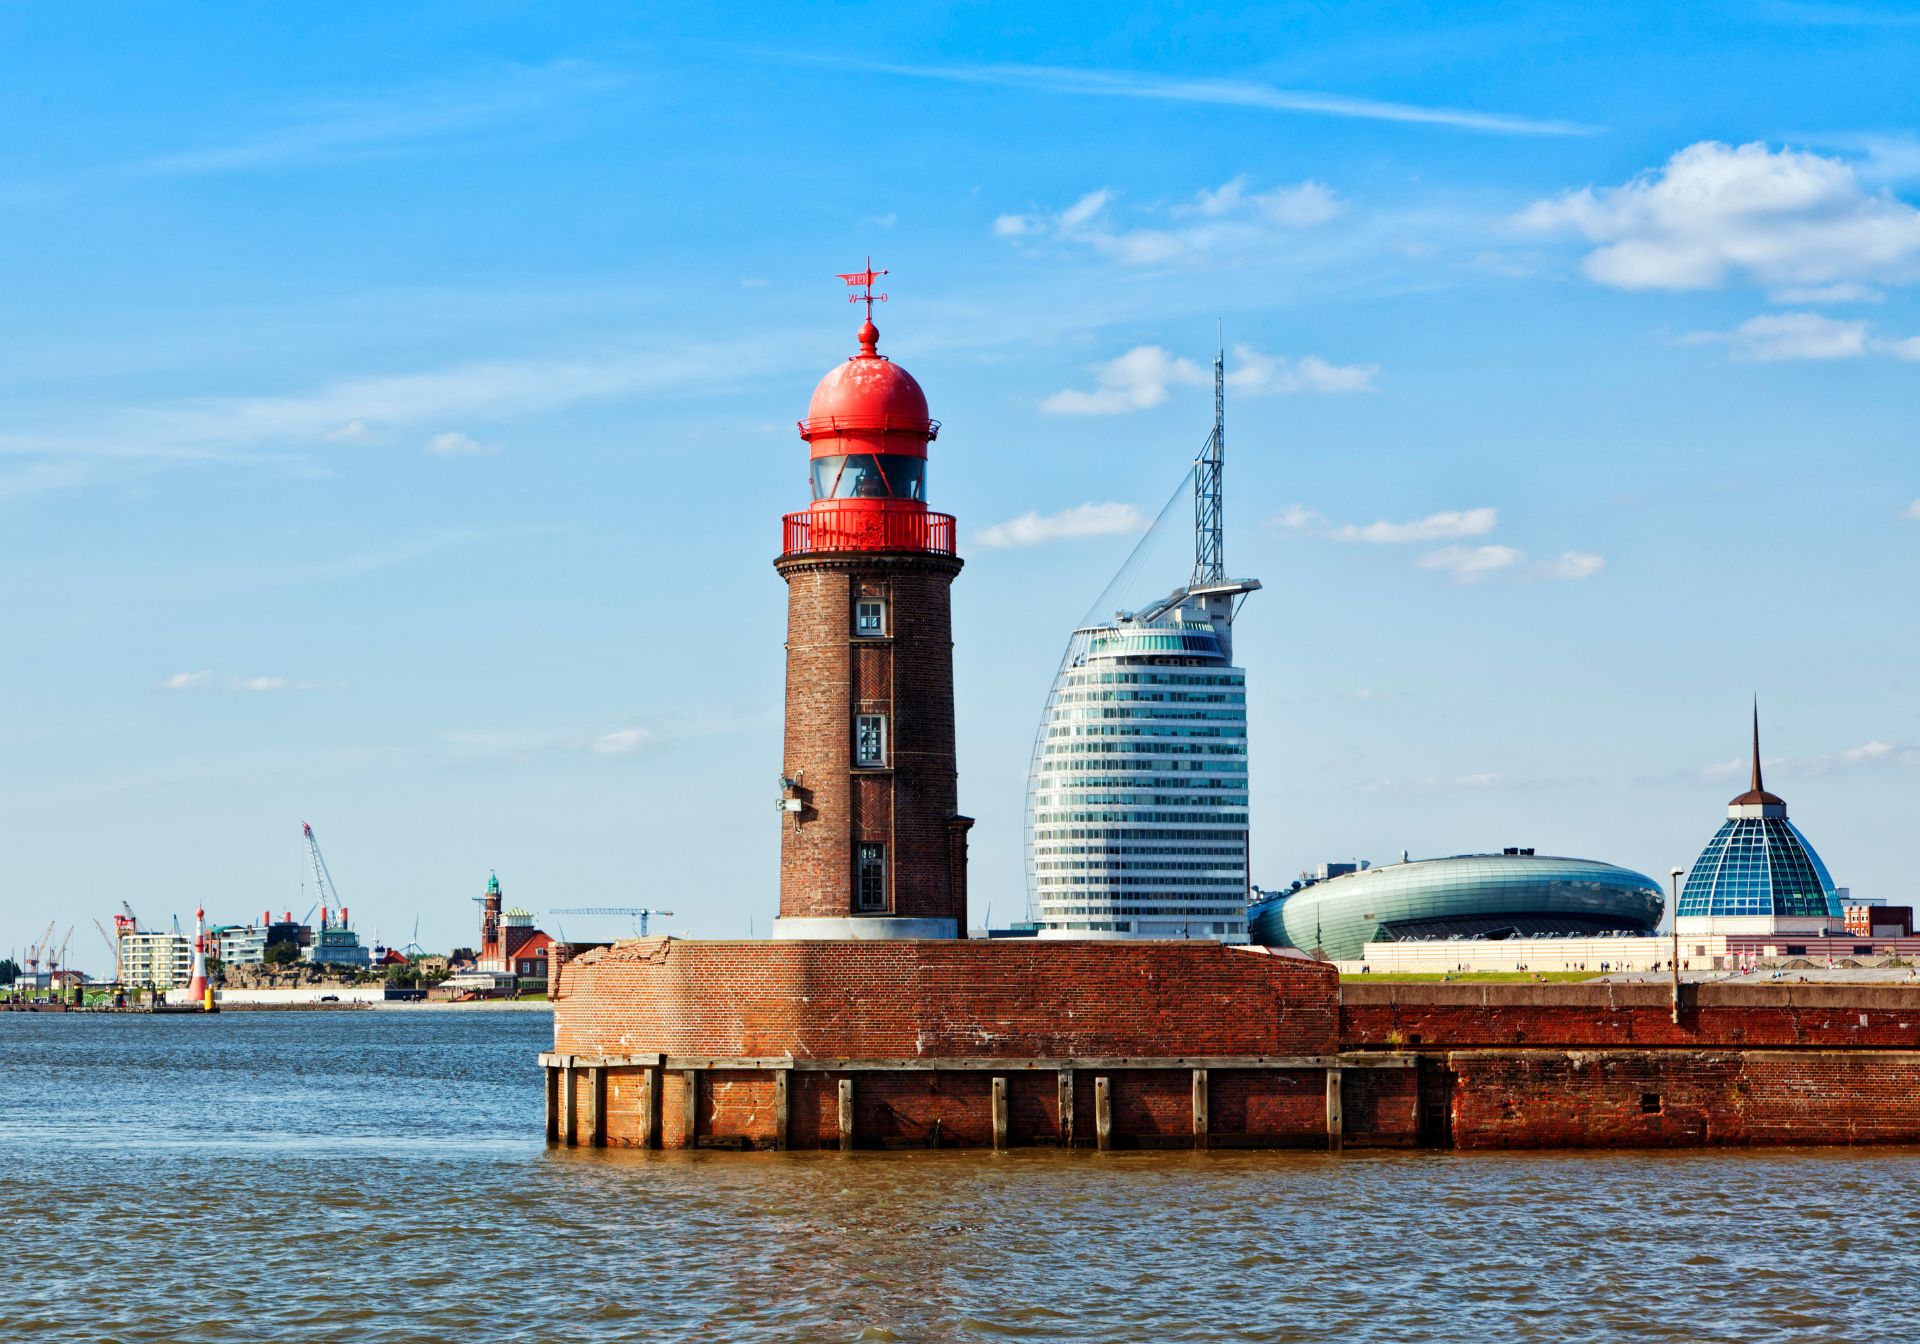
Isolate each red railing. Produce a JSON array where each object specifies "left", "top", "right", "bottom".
[{"left": 783, "top": 509, "right": 956, "bottom": 556}]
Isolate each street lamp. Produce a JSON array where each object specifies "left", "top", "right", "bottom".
[{"left": 1669, "top": 866, "right": 1686, "bottom": 1024}]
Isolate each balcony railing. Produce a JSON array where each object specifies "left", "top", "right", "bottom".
[{"left": 783, "top": 509, "right": 956, "bottom": 556}]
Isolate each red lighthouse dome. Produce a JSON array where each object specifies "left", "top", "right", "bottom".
[
  {"left": 783, "top": 290, "right": 954, "bottom": 558},
  {"left": 800, "top": 320, "right": 937, "bottom": 458}
]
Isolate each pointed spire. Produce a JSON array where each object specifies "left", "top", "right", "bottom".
[{"left": 1729, "top": 697, "right": 1786, "bottom": 811}]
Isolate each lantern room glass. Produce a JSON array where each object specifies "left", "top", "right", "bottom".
[{"left": 810, "top": 454, "right": 926, "bottom": 501}]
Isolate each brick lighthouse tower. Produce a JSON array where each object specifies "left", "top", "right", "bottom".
[{"left": 772, "top": 266, "right": 972, "bottom": 939}]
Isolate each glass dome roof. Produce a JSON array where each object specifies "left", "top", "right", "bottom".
[
  {"left": 1677, "top": 816, "right": 1840, "bottom": 919},
  {"left": 1677, "top": 706, "right": 1841, "bottom": 920}
]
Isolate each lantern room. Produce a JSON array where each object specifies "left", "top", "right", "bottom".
[{"left": 784, "top": 308, "right": 955, "bottom": 557}]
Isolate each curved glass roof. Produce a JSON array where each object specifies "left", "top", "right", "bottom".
[
  {"left": 1252, "top": 854, "right": 1664, "bottom": 962},
  {"left": 1677, "top": 817, "right": 1839, "bottom": 919}
]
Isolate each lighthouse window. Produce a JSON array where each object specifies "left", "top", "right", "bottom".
[
  {"left": 855, "top": 714, "right": 887, "bottom": 767},
  {"left": 857, "top": 843, "right": 887, "bottom": 911},
  {"left": 811, "top": 454, "right": 926, "bottom": 501},
  {"left": 855, "top": 599, "right": 886, "bottom": 636}
]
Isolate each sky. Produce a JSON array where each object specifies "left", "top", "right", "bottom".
[{"left": 3, "top": 1, "right": 1918, "bottom": 966}]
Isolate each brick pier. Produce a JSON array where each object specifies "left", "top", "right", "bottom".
[{"left": 545, "top": 943, "right": 1920, "bottom": 1152}]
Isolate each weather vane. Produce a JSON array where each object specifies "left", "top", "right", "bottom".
[{"left": 837, "top": 258, "right": 889, "bottom": 321}]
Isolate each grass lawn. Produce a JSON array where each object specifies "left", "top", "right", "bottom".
[{"left": 1343, "top": 971, "right": 1607, "bottom": 983}]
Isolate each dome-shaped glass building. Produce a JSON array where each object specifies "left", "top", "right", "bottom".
[
  {"left": 1248, "top": 851, "right": 1664, "bottom": 962},
  {"left": 1676, "top": 709, "right": 1842, "bottom": 931}
]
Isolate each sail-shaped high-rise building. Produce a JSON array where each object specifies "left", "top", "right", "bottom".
[{"left": 1025, "top": 351, "right": 1260, "bottom": 940}]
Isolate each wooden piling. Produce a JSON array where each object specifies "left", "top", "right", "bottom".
[
  {"left": 544, "top": 1065, "right": 560, "bottom": 1145},
  {"left": 1094, "top": 1075, "right": 1112, "bottom": 1151},
  {"left": 681, "top": 1068, "right": 699, "bottom": 1149},
  {"left": 773, "top": 1068, "right": 790, "bottom": 1152},
  {"left": 991, "top": 1076, "right": 1009, "bottom": 1150},
  {"left": 639, "top": 1065, "right": 660, "bottom": 1150},
  {"left": 559, "top": 1063, "right": 577, "bottom": 1147},
  {"left": 1057, "top": 1068, "right": 1074, "bottom": 1147},
  {"left": 587, "top": 1065, "right": 606, "bottom": 1148},
  {"left": 1326, "top": 1066, "right": 1343, "bottom": 1153},
  {"left": 838, "top": 1077, "right": 855, "bottom": 1151},
  {"left": 1192, "top": 1068, "right": 1209, "bottom": 1149}
]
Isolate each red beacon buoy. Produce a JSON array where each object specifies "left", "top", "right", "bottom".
[{"left": 783, "top": 263, "right": 954, "bottom": 557}]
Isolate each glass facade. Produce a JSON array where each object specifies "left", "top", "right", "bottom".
[
  {"left": 1253, "top": 855, "right": 1665, "bottom": 962},
  {"left": 1676, "top": 817, "right": 1840, "bottom": 919},
  {"left": 1026, "top": 622, "right": 1250, "bottom": 940}
]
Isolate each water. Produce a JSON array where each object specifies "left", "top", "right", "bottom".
[{"left": 5, "top": 1011, "right": 1917, "bottom": 1343}]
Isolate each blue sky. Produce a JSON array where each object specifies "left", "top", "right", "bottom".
[{"left": 4, "top": 2, "right": 1917, "bottom": 964}]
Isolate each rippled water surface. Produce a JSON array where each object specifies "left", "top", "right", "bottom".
[{"left": 6, "top": 1011, "right": 1917, "bottom": 1343}]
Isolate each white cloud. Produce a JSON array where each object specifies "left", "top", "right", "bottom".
[
  {"left": 325, "top": 419, "right": 374, "bottom": 441},
  {"left": 1043, "top": 343, "right": 1374, "bottom": 415},
  {"left": 1517, "top": 140, "right": 1920, "bottom": 290},
  {"left": 976, "top": 501, "right": 1147, "bottom": 548},
  {"left": 1768, "top": 282, "right": 1883, "bottom": 304},
  {"left": 231, "top": 676, "right": 291, "bottom": 692},
  {"left": 833, "top": 60, "right": 1595, "bottom": 136},
  {"left": 161, "top": 670, "right": 212, "bottom": 690},
  {"left": 1416, "top": 545, "right": 1525, "bottom": 583},
  {"left": 1840, "top": 740, "right": 1895, "bottom": 762},
  {"left": 588, "top": 727, "right": 650, "bottom": 755},
  {"left": 1903, "top": 499, "right": 1920, "bottom": 520},
  {"left": 424, "top": 430, "right": 495, "bottom": 456},
  {"left": 997, "top": 177, "right": 1345, "bottom": 266},
  {"left": 1271, "top": 504, "right": 1327, "bottom": 531},
  {"left": 1330, "top": 507, "right": 1498, "bottom": 544},
  {"left": 1541, "top": 550, "right": 1606, "bottom": 581},
  {"left": 1732, "top": 312, "right": 1871, "bottom": 360},
  {"left": 1683, "top": 311, "right": 1920, "bottom": 361}
]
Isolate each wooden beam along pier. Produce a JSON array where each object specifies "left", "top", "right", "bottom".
[{"left": 537, "top": 1052, "right": 1413, "bottom": 1153}]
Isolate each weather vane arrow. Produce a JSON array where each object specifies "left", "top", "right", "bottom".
[{"left": 837, "top": 257, "right": 889, "bottom": 321}]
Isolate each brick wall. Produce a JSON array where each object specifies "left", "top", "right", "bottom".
[
  {"left": 1342, "top": 981, "right": 1920, "bottom": 1051},
  {"left": 555, "top": 939, "right": 1340, "bottom": 1060},
  {"left": 1449, "top": 1049, "right": 1920, "bottom": 1148},
  {"left": 775, "top": 553, "right": 965, "bottom": 925}
]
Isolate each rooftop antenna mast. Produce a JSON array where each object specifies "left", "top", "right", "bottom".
[{"left": 1193, "top": 333, "right": 1225, "bottom": 585}]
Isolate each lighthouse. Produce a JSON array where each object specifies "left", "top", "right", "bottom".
[
  {"left": 185, "top": 904, "right": 212, "bottom": 1009},
  {"left": 772, "top": 266, "right": 972, "bottom": 939}
]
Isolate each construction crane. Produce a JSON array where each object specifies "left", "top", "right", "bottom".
[
  {"left": 548, "top": 906, "right": 675, "bottom": 937},
  {"left": 26, "top": 920, "right": 55, "bottom": 979},
  {"left": 51, "top": 928, "right": 73, "bottom": 981},
  {"left": 120, "top": 901, "right": 141, "bottom": 932},
  {"left": 301, "top": 821, "right": 343, "bottom": 926},
  {"left": 94, "top": 918, "right": 122, "bottom": 983}
]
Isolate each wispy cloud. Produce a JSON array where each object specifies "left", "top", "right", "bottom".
[
  {"left": 1517, "top": 140, "right": 1920, "bottom": 291},
  {"left": 424, "top": 430, "right": 495, "bottom": 456},
  {"left": 587, "top": 727, "right": 651, "bottom": 755},
  {"left": 159, "top": 671, "right": 325, "bottom": 692},
  {"left": 1333, "top": 507, "right": 1499, "bottom": 544},
  {"left": 1273, "top": 505, "right": 1497, "bottom": 543},
  {"left": 996, "top": 178, "right": 1343, "bottom": 266},
  {"left": 1541, "top": 551, "right": 1607, "bottom": 581},
  {"left": 976, "top": 502, "right": 1146, "bottom": 548},
  {"left": 1416, "top": 544, "right": 1526, "bottom": 583},
  {"left": 1679, "top": 311, "right": 1919, "bottom": 361},
  {"left": 836, "top": 60, "right": 1596, "bottom": 136},
  {"left": 1902, "top": 499, "right": 1920, "bottom": 520},
  {"left": 135, "top": 61, "right": 620, "bottom": 177},
  {"left": 1042, "top": 343, "right": 1375, "bottom": 415}
]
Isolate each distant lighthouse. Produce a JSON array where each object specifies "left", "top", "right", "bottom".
[
  {"left": 186, "top": 904, "right": 212, "bottom": 1009},
  {"left": 772, "top": 265, "right": 972, "bottom": 939}
]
